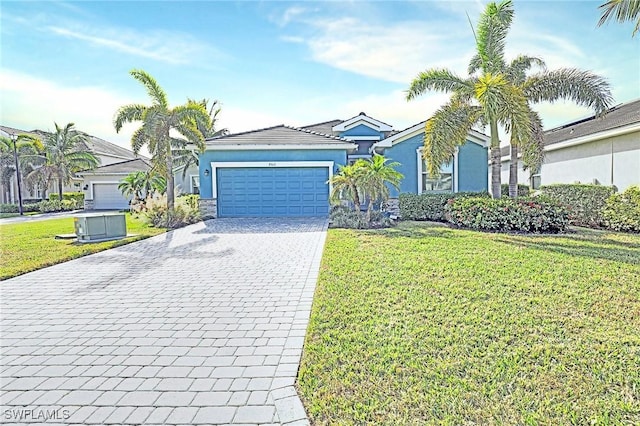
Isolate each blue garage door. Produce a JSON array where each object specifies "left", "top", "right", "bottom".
[{"left": 217, "top": 167, "right": 330, "bottom": 217}]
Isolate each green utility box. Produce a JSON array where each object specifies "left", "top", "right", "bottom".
[{"left": 74, "top": 213, "right": 126, "bottom": 243}]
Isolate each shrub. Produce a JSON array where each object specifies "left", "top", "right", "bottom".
[
  {"left": 329, "top": 205, "right": 393, "bottom": 229},
  {"left": 399, "top": 192, "right": 489, "bottom": 221},
  {"left": 37, "top": 200, "right": 63, "bottom": 213},
  {"left": 49, "top": 192, "right": 84, "bottom": 209},
  {"left": 445, "top": 196, "right": 569, "bottom": 233},
  {"left": 501, "top": 184, "right": 530, "bottom": 197},
  {"left": 540, "top": 184, "right": 615, "bottom": 228},
  {"left": 603, "top": 186, "right": 640, "bottom": 233},
  {"left": 1, "top": 202, "right": 47, "bottom": 214},
  {"left": 142, "top": 193, "right": 201, "bottom": 229},
  {"left": 0, "top": 203, "right": 19, "bottom": 213}
]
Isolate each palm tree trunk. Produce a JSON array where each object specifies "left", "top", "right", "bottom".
[
  {"left": 58, "top": 179, "right": 63, "bottom": 202},
  {"left": 509, "top": 144, "right": 518, "bottom": 198},
  {"left": 367, "top": 199, "right": 373, "bottom": 223},
  {"left": 490, "top": 120, "right": 502, "bottom": 199},
  {"left": 353, "top": 189, "right": 361, "bottom": 214},
  {"left": 166, "top": 152, "right": 175, "bottom": 210}
]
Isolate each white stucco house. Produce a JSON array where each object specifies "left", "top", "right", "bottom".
[
  {"left": 1, "top": 124, "right": 199, "bottom": 210},
  {"left": 500, "top": 99, "right": 640, "bottom": 191}
]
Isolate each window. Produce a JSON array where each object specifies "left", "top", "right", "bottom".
[
  {"left": 422, "top": 158, "right": 453, "bottom": 192},
  {"left": 191, "top": 176, "right": 200, "bottom": 194},
  {"left": 531, "top": 174, "right": 541, "bottom": 190}
]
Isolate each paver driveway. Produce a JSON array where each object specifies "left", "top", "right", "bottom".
[{"left": 1, "top": 218, "right": 328, "bottom": 425}]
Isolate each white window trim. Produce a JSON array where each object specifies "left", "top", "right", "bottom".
[
  {"left": 189, "top": 174, "right": 200, "bottom": 194},
  {"left": 210, "top": 161, "right": 334, "bottom": 199},
  {"left": 416, "top": 148, "right": 458, "bottom": 193}
]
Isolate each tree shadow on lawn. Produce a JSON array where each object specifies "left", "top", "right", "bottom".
[
  {"left": 494, "top": 233, "right": 640, "bottom": 266},
  {"left": 364, "top": 221, "right": 460, "bottom": 239},
  {"left": 72, "top": 228, "right": 234, "bottom": 293}
]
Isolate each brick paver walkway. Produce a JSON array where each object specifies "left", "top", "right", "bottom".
[{"left": 1, "top": 218, "right": 328, "bottom": 425}]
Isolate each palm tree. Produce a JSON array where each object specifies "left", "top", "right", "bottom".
[
  {"left": 598, "top": 0, "right": 640, "bottom": 36},
  {"left": 500, "top": 59, "right": 612, "bottom": 197},
  {"left": 114, "top": 70, "right": 209, "bottom": 210},
  {"left": 359, "top": 155, "right": 403, "bottom": 220},
  {"left": 173, "top": 98, "right": 229, "bottom": 181},
  {"left": 27, "top": 123, "right": 99, "bottom": 201},
  {"left": 118, "top": 170, "right": 166, "bottom": 207},
  {"left": 407, "top": 0, "right": 531, "bottom": 199},
  {"left": 0, "top": 134, "right": 44, "bottom": 209},
  {"left": 329, "top": 163, "right": 365, "bottom": 213}
]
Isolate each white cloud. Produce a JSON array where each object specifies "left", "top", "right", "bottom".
[
  {"left": 284, "top": 16, "right": 474, "bottom": 83},
  {"left": 47, "top": 24, "right": 219, "bottom": 65},
  {"left": 0, "top": 69, "right": 140, "bottom": 149}
]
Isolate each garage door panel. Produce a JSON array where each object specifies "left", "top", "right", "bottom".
[
  {"left": 217, "top": 167, "right": 329, "bottom": 217},
  {"left": 93, "top": 183, "right": 130, "bottom": 210}
]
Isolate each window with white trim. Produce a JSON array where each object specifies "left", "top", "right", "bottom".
[
  {"left": 191, "top": 176, "right": 200, "bottom": 194},
  {"left": 422, "top": 159, "right": 453, "bottom": 192}
]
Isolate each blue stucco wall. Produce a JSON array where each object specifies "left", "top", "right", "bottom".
[
  {"left": 383, "top": 133, "right": 488, "bottom": 196},
  {"left": 458, "top": 141, "right": 488, "bottom": 192},
  {"left": 340, "top": 124, "right": 384, "bottom": 139},
  {"left": 383, "top": 133, "right": 423, "bottom": 196},
  {"left": 199, "top": 149, "right": 348, "bottom": 198}
]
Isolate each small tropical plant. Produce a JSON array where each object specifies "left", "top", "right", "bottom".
[
  {"left": 358, "top": 154, "right": 404, "bottom": 221},
  {"left": 328, "top": 155, "right": 403, "bottom": 227}
]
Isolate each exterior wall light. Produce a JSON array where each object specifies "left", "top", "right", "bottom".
[{"left": 204, "top": 169, "right": 210, "bottom": 177}]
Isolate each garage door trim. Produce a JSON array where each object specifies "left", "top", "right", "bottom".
[{"left": 210, "top": 161, "right": 334, "bottom": 199}]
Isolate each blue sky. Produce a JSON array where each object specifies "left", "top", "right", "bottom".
[{"left": 1, "top": 1, "right": 638, "bottom": 151}]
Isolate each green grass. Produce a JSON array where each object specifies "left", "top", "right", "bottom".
[
  {"left": 0, "top": 211, "right": 39, "bottom": 218},
  {"left": 0, "top": 214, "right": 166, "bottom": 280},
  {"left": 298, "top": 222, "right": 640, "bottom": 425}
]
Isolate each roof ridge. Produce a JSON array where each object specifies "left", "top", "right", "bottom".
[{"left": 300, "top": 119, "right": 343, "bottom": 128}]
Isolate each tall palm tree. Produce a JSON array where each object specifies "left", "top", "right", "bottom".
[
  {"left": 359, "top": 155, "right": 403, "bottom": 220},
  {"left": 27, "top": 123, "right": 99, "bottom": 201},
  {"left": 329, "top": 163, "right": 365, "bottom": 213},
  {"left": 499, "top": 58, "right": 612, "bottom": 197},
  {"left": 173, "top": 98, "right": 229, "bottom": 181},
  {"left": 0, "top": 134, "right": 43, "bottom": 206},
  {"left": 407, "top": 0, "right": 531, "bottom": 198},
  {"left": 598, "top": 0, "right": 640, "bottom": 36},
  {"left": 114, "top": 70, "right": 209, "bottom": 210}
]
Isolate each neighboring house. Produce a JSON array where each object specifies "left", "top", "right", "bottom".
[
  {"left": 77, "top": 159, "right": 150, "bottom": 210},
  {"left": 198, "top": 113, "right": 490, "bottom": 218},
  {"left": 0, "top": 125, "right": 140, "bottom": 205},
  {"left": 500, "top": 99, "right": 640, "bottom": 191}
]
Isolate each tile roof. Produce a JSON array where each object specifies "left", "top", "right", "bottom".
[
  {"left": 0, "top": 124, "right": 139, "bottom": 160},
  {"left": 301, "top": 119, "right": 342, "bottom": 135},
  {"left": 205, "top": 124, "right": 354, "bottom": 146},
  {"left": 77, "top": 158, "right": 150, "bottom": 175},
  {"left": 542, "top": 99, "right": 640, "bottom": 146},
  {"left": 501, "top": 99, "right": 640, "bottom": 158}
]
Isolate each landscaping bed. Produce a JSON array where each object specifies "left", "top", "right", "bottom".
[{"left": 298, "top": 221, "right": 640, "bottom": 424}]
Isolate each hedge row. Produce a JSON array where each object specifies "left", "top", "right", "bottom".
[
  {"left": 445, "top": 197, "right": 569, "bottom": 233},
  {"left": 540, "top": 184, "right": 615, "bottom": 228},
  {"left": 603, "top": 186, "right": 640, "bottom": 232},
  {"left": 399, "top": 192, "right": 490, "bottom": 221},
  {"left": 0, "top": 199, "right": 81, "bottom": 214},
  {"left": 501, "top": 184, "right": 530, "bottom": 197},
  {"left": 48, "top": 192, "right": 84, "bottom": 203}
]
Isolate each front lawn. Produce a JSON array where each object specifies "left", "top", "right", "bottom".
[
  {"left": 0, "top": 214, "right": 166, "bottom": 280},
  {"left": 298, "top": 222, "right": 640, "bottom": 425}
]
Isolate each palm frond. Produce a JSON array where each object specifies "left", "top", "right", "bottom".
[
  {"left": 423, "top": 100, "right": 482, "bottom": 176},
  {"left": 523, "top": 68, "right": 614, "bottom": 114},
  {"left": 519, "top": 108, "right": 545, "bottom": 172},
  {"left": 475, "top": 0, "right": 514, "bottom": 73},
  {"left": 406, "top": 69, "right": 474, "bottom": 100},
  {"left": 114, "top": 104, "right": 147, "bottom": 132},
  {"left": 598, "top": 0, "right": 640, "bottom": 36},
  {"left": 130, "top": 69, "right": 168, "bottom": 108}
]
